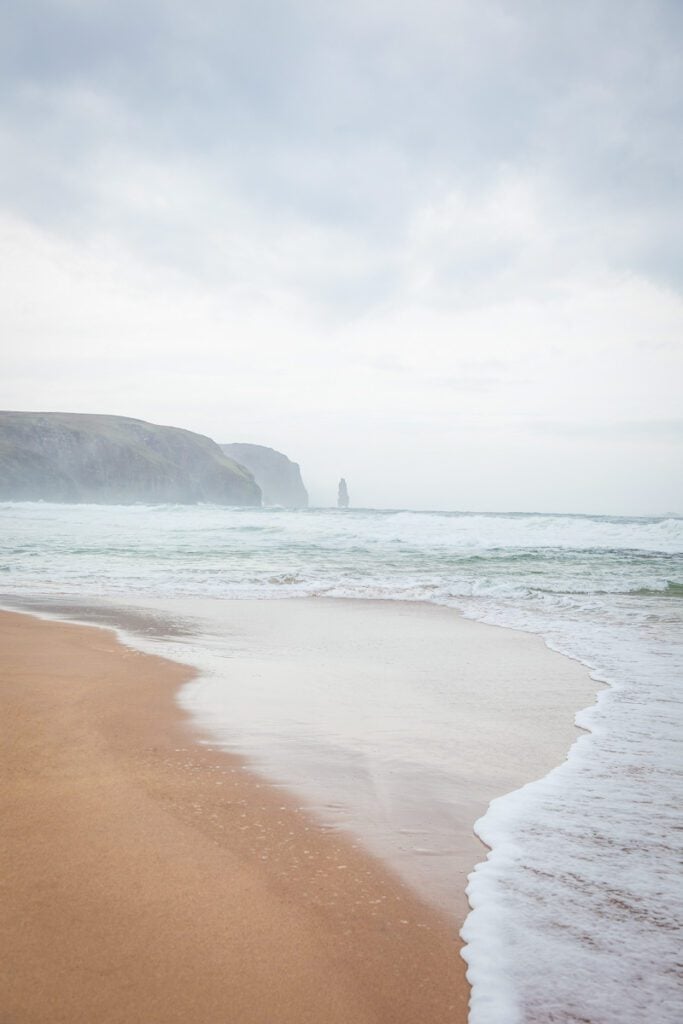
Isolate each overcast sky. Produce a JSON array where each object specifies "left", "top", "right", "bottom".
[{"left": 1, "top": 0, "right": 681, "bottom": 513}]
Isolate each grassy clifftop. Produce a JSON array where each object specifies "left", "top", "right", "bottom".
[{"left": 0, "top": 412, "right": 262, "bottom": 506}]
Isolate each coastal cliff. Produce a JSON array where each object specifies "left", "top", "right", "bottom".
[
  {"left": 221, "top": 443, "right": 308, "bottom": 508},
  {"left": 0, "top": 412, "right": 262, "bottom": 506}
]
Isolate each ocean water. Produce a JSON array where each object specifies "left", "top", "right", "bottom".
[{"left": 1, "top": 502, "right": 681, "bottom": 1023}]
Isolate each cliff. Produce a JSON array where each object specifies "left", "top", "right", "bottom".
[
  {"left": 221, "top": 443, "right": 308, "bottom": 508},
  {"left": 0, "top": 412, "right": 262, "bottom": 506}
]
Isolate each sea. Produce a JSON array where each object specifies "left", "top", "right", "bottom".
[{"left": 1, "top": 502, "right": 681, "bottom": 1024}]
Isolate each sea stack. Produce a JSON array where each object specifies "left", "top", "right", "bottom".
[{"left": 337, "top": 478, "right": 349, "bottom": 508}]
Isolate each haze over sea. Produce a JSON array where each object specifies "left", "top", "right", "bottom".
[{"left": 2, "top": 501, "right": 682, "bottom": 1023}]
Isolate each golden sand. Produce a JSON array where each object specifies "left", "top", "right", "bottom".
[{"left": 0, "top": 610, "right": 468, "bottom": 1024}]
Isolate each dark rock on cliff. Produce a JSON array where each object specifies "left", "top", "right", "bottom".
[
  {"left": 221, "top": 443, "right": 308, "bottom": 508},
  {"left": 0, "top": 411, "right": 262, "bottom": 506}
]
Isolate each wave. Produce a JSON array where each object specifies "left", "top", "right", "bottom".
[{"left": 0, "top": 501, "right": 681, "bottom": 1022}]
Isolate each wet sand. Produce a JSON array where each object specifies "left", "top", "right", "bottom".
[
  {"left": 165, "top": 596, "right": 597, "bottom": 917},
  {"left": 0, "top": 610, "right": 469, "bottom": 1024}
]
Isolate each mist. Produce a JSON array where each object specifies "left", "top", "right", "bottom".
[{"left": 1, "top": 1, "right": 681, "bottom": 514}]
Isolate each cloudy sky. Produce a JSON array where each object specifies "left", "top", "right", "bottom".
[{"left": 1, "top": 0, "right": 681, "bottom": 513}]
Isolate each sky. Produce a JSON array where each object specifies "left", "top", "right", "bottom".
[{"left": 1, "top": 0, "right": 682, "bottom": 513}]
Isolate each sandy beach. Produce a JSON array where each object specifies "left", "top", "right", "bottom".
[
  {"left": 0, "top": 601, "right": 596, "bottom": 1023},
  {"left": 0, "top": 609, "right": 469, "bottom": 1024}
]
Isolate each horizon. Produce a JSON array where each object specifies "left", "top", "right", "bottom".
[{"left": 0, "top": 405, "right": 680, "bottom": 517}]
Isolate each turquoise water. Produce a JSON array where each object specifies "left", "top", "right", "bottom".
[{"left": 1, "top": 502, "right": 681, "bottom": 1023}]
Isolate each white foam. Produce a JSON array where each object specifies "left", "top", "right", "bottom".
[
  {"left": 1, "top": 502, "right": 681, "bottom": 1021},
  {"left": 459, "top": 608, "right": 683, "bottom": 1023}
]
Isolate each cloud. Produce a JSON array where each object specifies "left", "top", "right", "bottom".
[
  {"left": 2, "top": 1, "right": 681, "bottom": 303},
  {"left": 0, "top": 1, "right": 681, "bottom": 512},
  {"left": 530, "top": 420, "right": 683, "bottom": 443}
]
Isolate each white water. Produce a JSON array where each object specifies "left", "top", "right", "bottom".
[{"left": 1, "top": 502, "right": 681, "bottom": 1022}]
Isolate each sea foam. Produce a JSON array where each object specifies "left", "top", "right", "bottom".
[{"left": 1, "top": 502, "right": 681, "bottom": 1021}]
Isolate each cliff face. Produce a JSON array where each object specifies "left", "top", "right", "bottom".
[
  {"left": 221, "top": 443, "right": 308, "bottom": 508},
  {"left": 0, "top": 412, "right": 262, "bottom": 506}
]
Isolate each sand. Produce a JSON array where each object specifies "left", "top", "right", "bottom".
[
  {"left": 0, "top": 610, "right": 468, "bottom": 1024},
  {"left": 156, "top": 596, "right": 597, "bottom": 917},
  {"left": 0, "top": 601, "right": 596, "bottom": 1024}
]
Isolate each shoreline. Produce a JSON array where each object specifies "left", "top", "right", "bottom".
[
  {"left": 1, "top": 593, "right": 599, "bottom": 922},
  {"left": 0, "top": 608, "right": 470, "bottom": 1024},
  {"left": 0, "top": 597, "right": 599, "bottom": 1023},
  {"left": 1, "top": 498, "right": 677, "bottom": 1024}
]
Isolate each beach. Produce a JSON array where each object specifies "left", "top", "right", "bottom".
[
  {"left": 1, "top": 608, "right": 469, "bottom": 1023},
  {"left": 0, "top": 599, "right": 597, "bottom": 1023}
]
